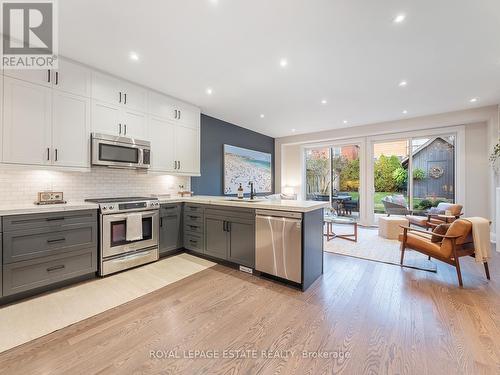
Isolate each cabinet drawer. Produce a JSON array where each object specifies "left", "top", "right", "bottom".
[
  {"left": 184, "top": 212, "right": 203, "bottom": 224},
  {"left": 184, "top": 204, "right": 204, "bottom": 214},
  {"left": 3, "top": 222, "right": 97, "bottom": 264},
  {"left": 184, "top": 222, "right": 203, "bottom": 234},
  {"left": 2, "top": 248, "right": 97, "bottom": 296},
  {"left": 2, "top": 210, "right": 97, "bottom": 232},
  {"left": 205, "top": 207, "right": 255, "bottom": 221},
  {"left": 184, "top": 232, "right": 203, "bottom": 252},
  {"left": 160, "top": 204, "right": 180, "bottom": 216}
]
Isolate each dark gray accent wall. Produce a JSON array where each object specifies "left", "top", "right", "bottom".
[{"left": 191, "top": 114, "right": 275, "bottom": 196}]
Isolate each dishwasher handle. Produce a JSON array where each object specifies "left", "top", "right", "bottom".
[{"left": 255, "top": 209, "right": 302, "bottom": 219}]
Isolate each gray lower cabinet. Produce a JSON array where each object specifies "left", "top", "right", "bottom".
[
  {"left": 227, "top": 218, "right": 255, "bottom": 268},
  {"left": 3, "top": 248, "right": 96, "bottom": 296},
  {"left": 159, "top": 204, "right": 182, "bottom": 256},
  {"left": 204, "top": 210, "right": 255, "bottom": 268},
  {"left": 183, "top": 204, "right": 205, "bottom": 254},
  {"left": 1, "top": 209, "right": 98, "bottom": 299},
  {"left": 204, "top": 215, "right": 228, "bottom": 259}
]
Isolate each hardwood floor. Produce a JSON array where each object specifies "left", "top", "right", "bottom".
[{"left": 0, "top": 250, "right": 499, "bottom": 374}]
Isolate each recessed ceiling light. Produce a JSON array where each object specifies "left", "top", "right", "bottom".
[
  {"left": 393, "top": 14, "right": 406, "bottom": 23},
  {"left": 291, "top": 128, "right": 296, "bottom": 133},
  {"left": 279, "top": 58, "right": 288, "bottom": 68},
  {"left": 343, "top": 120, "right": 348, "bottom": 124},
  {"left": 402, "top": 110, "right": 408, "bottom": 114},
  {"left": 129, "top": 52, "right": 139, "bottom": 61},
  {"left": 260, "top": 114, "right": 265, "bottom": 118},
  {"left": 206, "top": 88, "right": 213, "bottom": 95},
  {"left": 321, "top": 99, "right": 327, "bottom": 105},
  {"left": 469, "top": 97, "right": 478, "bottom": 103},
  {"left": 398, "top": 80, "right": 408, "bottom": 87}
]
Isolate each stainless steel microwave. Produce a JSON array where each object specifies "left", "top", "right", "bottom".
[{"left": 91, "top": 133, "right": 151, "bottom": 169}]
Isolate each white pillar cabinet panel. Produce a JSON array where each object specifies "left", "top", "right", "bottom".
[
  {"left": 148, "top": 91, "right": 177, "bottom": 121},
  {"left": 148, "top": 116, "right": 176, "bottom": 172},
  {"left": 2, "top": 77, "right": 52, "bottom": 165},
  {"left": 53, "top": 59, "right": 91, "bottom": 98},
  {"left": 177, "top": 106, "right": 201, "bottom": 129},
  {"left": 91, "top": 100, "right": 122, "bottom": 136},
  {"left": 3, "top": 68, "right": 52, "bottom": 87},
  {"left": 175, "top": 124, "right": 200, "bottom": 174},
  {"left": 121, "top": 109, "right": 146, "bottom": 139},
  {"left": 121, "top": 82, "right": 147, "bottom": 113},
  {"left": 52, "top": 91, "right": 91, "bottom": 168},
  {"left": 92, "top": 72, "right": 122, "bottom": 105}
]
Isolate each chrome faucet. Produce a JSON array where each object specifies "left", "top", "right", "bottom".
[{"left": 248, "top": 181, "right": 256, "bottom": 200}]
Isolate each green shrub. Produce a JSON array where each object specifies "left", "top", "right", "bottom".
[
  {"left": 374, "top": 155, "right": 402, "bottom": 192},
  {"left": 413, "top": 168, "right": 426, "bottom": 180}
]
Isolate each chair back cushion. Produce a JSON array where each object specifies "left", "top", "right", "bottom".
[
  {"left": 431, "top": 223, "right": 451, "bottom": 243},
  {"left": 436, "top": 202, "right": 463, "bottom": 216},
  {"left": 440, "top": 219, "right": 472, "bottom": 257}
]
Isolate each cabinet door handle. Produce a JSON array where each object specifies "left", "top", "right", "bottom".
[
  {"left": 227, "top": 222, "right": 231, "bottom": 232},
  {"left": 119, "top": 123, "right": 122, "bottom": 134},
  {"left": 47, "top": 264, "right": 65, "bottom": 272},
  {"left": 174, "top": 109, "right": 178, "bottom": 119},
  {"left": 178, "top": 161, "right": 181, "bottom": 170},
  {"left": 179, "top": 110, "right": 181, "bottom": 120},
  {"left": 55, "top": 71, "right": 59, "bottom": 85},
  {"left": 223, "top": 221, "right": 227, "bottom": 232},
  {"left": 119, "top": 92, "right": 122, "bottom": 103},
  {"left": 47, "top": 147, "right": 50, "bottom": 161},
  {"left": 55, "top": 148, "right": 58, "bottom": 161},
  {"left": 124, "top": 124, "right": 127, "bottom": 135},
  {"left": 47, "top": 69, "right": 51, "bottom": 83},
  {"left": 46, "top": 216, "right": 65, "bottom": 221},
  {"left": 160, "top": 217, "right": 163, "bottom": 227},
  {"left": 47, "top": 237, "right": 66, "bottom": 244},
  {"left": 124, "top": 93, "right": 127, "bottom": 104}
]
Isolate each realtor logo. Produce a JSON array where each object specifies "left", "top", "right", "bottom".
[{"left": 1, "top": 0, "right": 58, "bottom": 69}]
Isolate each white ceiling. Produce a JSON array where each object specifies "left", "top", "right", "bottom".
[{"left": 60, "top": 0, "right": 500, "bottom": 138}]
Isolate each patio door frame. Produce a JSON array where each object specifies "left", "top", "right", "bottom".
[
  {"left": 366, "top": 125, "right": 465, "bottom": 226},
  {"left": 302, "top": 137, "right": 367, "bottom": 223}
]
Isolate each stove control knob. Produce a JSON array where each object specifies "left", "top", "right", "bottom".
[
  {"left": 102, "top": 206, "right": 107, "bottom": 210},
  {"left": 108, "top": 205, "right": 114, "bottom": 210}
]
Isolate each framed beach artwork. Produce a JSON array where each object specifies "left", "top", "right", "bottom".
[{"left": 223, "top": 144, "right": 272, "bottom": 195}]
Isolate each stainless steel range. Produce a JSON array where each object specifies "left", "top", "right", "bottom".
[{"left": 85, "top": 197, "right": 160, "bottom": 276}]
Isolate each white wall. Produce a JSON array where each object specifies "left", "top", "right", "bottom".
[
  {"left": 276, "top": 105, "right": 499, "bottom": 226},
  {"left": 0, "top": 168, "right": 190, "bottom": 205}
]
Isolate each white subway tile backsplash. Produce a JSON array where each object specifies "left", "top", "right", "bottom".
[{"left": 0, "top": 168, "right": 190, "bottom": 205}]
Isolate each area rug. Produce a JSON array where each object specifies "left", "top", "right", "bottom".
[
  {"left": 0, "top": 253, "right": 216, "bottom": 353},
  {"left": 324, "top": 225, "right": 437, "bottom": 272}
]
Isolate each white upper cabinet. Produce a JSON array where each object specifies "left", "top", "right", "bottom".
[
  {"left": 2, "top": 77, "right": 52, "bottom": 165},
  {"left": 175, "top": 124, "right": 200, "bottom": 175},
  {"left": 148, "top": 91, "right": 200, "bottom": 129},
  {"left": 121, "top": 109, "right": 146, "bottom": 139},
  {"left": 92, "top": 72, "right": 147, "bottom": 112},
  {"left": 3, "top": 59, "right": 91, "bottom": 97},
  {"left": 91, "top": 100, "right": 122, "bottom": 136},
  {"left": 53, "top": 59, "right": 91, "bottom": 97},
  {"left": 148, "top": 91, "right": 177, "bottom": 121},
  {"left": 1, "top": 57, "right": 200, "bottom": 174},
  {"left": 3, "top": 68, "right": 52, "bottom": 87},
  {"left": 52, "top": 91, "right": 90, "bottom": 168},
  {"left": 148, "top": 116, "right": 176, "bottom": 172}
]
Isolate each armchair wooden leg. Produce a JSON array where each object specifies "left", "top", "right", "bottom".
[
  {"left": 484, "top": 262, "right": 491, "bottom": 280},
  {"left": 455, "top": 258, "right": 463, "bottom": 287},
  {"left": 400, "top": 228, "right": 407, "bottom": 266}
]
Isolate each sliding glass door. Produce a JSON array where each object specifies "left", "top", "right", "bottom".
[
  {"left": 372, "top": 134, "right": 456, "bottom": 221},
  {"left": 305, "top": 144, "right": 361, "bottom": 220}
]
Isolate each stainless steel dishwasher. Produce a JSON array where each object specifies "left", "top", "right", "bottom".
[{"left": 255, "top": 209, "right": 302, "bottom": 283}]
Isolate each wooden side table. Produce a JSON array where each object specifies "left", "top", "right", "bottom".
[{"left": 324, "top": 216, "right": 358, "bottom": 242}]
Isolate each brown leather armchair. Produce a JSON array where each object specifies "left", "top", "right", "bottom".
[
  {"left": 406, "top": 202, "right": 463, "bottom": 230},
  {"left": 399, "top": 219, "right": 490, "bottom": 287}
]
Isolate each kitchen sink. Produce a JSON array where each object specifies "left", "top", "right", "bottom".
[{"left": 226, "top": 198, "right": 265, "bottom": 203}]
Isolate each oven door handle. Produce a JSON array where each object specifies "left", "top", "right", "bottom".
[{"left": 105, "top": 212, "right": 158, "bottom": 221}]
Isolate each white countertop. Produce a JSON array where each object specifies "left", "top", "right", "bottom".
[
  {"left": 0, "top": 196, "right": 328, "bottom": 216},
  {"left": 0, "top": 201, "right": 99, "bottom": 216},
  {"left": 157, "top": 195, "right": 329, "bottom": 213}
]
